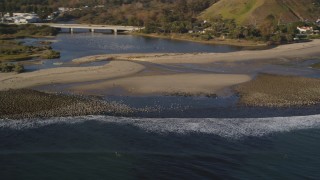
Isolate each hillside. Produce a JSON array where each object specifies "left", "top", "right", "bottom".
[
  {"left": 1, "top": 0, "right": 217, "bottom": 26},
  {"left": 200, "top": 0, "right": 320, "bottom": 25}
]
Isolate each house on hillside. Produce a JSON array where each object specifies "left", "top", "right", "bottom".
[
  {"left": 13, "top": 13, "right": 40, "bottom": 23},
  {"left": 14, "top": 17, "right": 28, "bottom": 23},
  {"left": 188, "top": 26, "right": 205, "bottom": 34},
  {"left": 25, "top": 15, "right": 40, "bottom": 23},
  {"left": 297, "top": 26, "right": 314, "bottom": 34},
  {"left": 14, "top": 16, "right": 39, "bottom": 23},
  {"left": 2, "top": 12, "right": 40, "bottom": 23},
  {"left": 58, "top": 7, "right": 68, "bottom": 12}
]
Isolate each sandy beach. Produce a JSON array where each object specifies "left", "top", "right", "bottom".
[
  {"left": 1, "top": 40, "right": 320, "bottom": 96},
  {"left": 72, "top": 73, "right": 251, "bottom": 96},
  {"left": 0, "top": 61, "right": 145, "bottom": 90}
]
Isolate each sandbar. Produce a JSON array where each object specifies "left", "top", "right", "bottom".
[
  {"left": 71, "top": 39, "right": 320, "bottom": 64},
  {"left": 1, "top": 40, "right": 320, "bottom": 97},
  {"left": 0, "top": 61, "right": 145, "bottom": 90},
  {"left": 71, "top": 73, "right": 251, "bottom": 96}
]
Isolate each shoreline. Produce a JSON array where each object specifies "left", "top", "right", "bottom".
[
  {"left": 71, "top": 39, "right": 320, "bottom": 64},
  {"left": 0, "top": 39, "right": 320, "bottom": 110},
  {"left": 0, "top": 89, "right": 134, "bottom": 119},
  {"left": 132, "top": 32, "right": 269, "bottom": 47},
  {"left": 0, "top": 35, "right": 56, "bottom": 40},
  {"left": 1, "top": 88, "right": 320, "bottom": 120}
]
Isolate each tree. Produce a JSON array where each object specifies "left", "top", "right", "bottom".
[
  {"left": 13, "top": 64, "right": 24, "bottom": 73},
  {"left": 143, "top": 20, "right": 159, "bottom": 33}
]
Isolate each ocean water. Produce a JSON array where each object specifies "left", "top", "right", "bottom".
[{"left": 1, "top": 115, "right": 320, "bottom": 179}]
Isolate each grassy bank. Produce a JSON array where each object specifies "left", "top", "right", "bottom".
[
  {"left": 133, "top": 32, "right": 268, "bottom": 47},
  {"left": 0, "top": 40, "right": 60, "bottom": 62},
  {"left": 0, "top": 40, "right": 31, "bottom": 61},
  {"left": 311, "top": 62, "right": 320, "bottom": 69},
  {"left": 0, "top": 63, "right": 24, "bottom": 73},
  {"left": 0, "top": 24, "right": 60, "bottom": 63},
  {"left": 0, "top": 24, "right": 58, "bottom": 40},
  {"left": 234, "top": 74, "right": 320, "bottom": 107}
]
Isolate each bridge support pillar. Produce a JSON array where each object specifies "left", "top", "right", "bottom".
[
  {"left": 90, "top": 28, "right": 95, "bottom": 33},
  {"left": 69, "top": 28, "right": 74, "bottom": 34},
  {"left": 113, "top": 29, "right": 118, "bottom": 35}
]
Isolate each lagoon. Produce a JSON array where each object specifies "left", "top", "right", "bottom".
[{"left": 23, "top": 32, "right": 241, "bottom": 71}]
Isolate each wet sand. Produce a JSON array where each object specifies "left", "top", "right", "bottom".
[
  {"left": 0, "top": 61, "right": 145, "bottom": 90},
  {"left": 235, "top": 74, "right": 320, "bottom": 107},
  {"left": 72, "top": 73, "right": 251, "bottom": 96}
]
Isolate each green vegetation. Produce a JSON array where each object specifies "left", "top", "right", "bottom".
[
  {"left": 142, "top": 16, "right": 320, "bottom": 45},
  {"left": 59, "top": 0, "right": 217, "bottom": 26},
  {"left": 0, "top": 63, "right": 24, "bottom": 73},
  {"left": 309, "top": 34, "right": 320, "bottom": 39},
  {"left": 1, "top": 0, "right": 319, "bottom": 45},
  {"left": 0, "top": 24, "right": 60, "bottom": 63},
  {"left": 126, "top": 0, "right": 318, "bottom": 44},
  {"left": 234, "top": 74, "right": 320, "bottom": 107},
  {"left": 41, "top": 50, "right": 60, "bottom": 59},
  {"left": 2, "top": 0, "right": 319, "bottom": 27},
  {"left": 0, "top": 24, "right": 58, "bottom": 39},
  {"left": 197, "top": 0, "right": 320, "bottom": 44},
  {"left": 0, "top": 54, "right": 31, "bottom": 62},
  {"left": 201, "top": 0, "right": 264, "bottom": 24},
  {"left": 0, "top": 40, "right": 32, "bottom": 61},
  {"left": 1, "top": 0, "right": 54, "bottom": 18},
  {"left": 311, "top": 62, "right": 320, "bottom": 69},
  {"left": 0, "top": 40, "right": 60, "bottom": 62},
  {"left": 201, "top": 0, "right": 320, "bottom": 25},
  {"left": 1, "top": 0, "right": 218, "bottom": 23}
]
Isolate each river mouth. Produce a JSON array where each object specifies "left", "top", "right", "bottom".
[
  {"left": 2, "top": 34, "right": 320, "bottom": 179},
  {"left": 6, "top": 34, "right": 320, "bottom": 120}
]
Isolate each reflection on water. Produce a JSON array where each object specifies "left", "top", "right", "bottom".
[
  {"left": 21, "top": 33, "right": 241, "bottom": 71},
  {"left": 20, "top": 33, "right": 320, "bottom": 78},
  {"left": 53, "top": 33, "right": 241, "bottom": 59}
]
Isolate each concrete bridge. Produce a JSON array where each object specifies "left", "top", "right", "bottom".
[{"left": 33, "top": 23, "right": 142, "bottom": 34}]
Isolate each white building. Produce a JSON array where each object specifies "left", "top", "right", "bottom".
[
  {"left": 25, "top": 15, "right": 40, "bottom": 23},
  {"left": 297, "top": 26, "right": 314, "bottom": 34},
  {"left": 58, "top": 7, "right": 68, "bottom": 12},
  {"left": 4, "top": 13, "right": 40, "bottom": 23},
  {"left": 14, "top": 17, "right": 28, "bottom": 24}
]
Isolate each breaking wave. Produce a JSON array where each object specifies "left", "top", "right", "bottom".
[{"left": 1, "top": 115, "right": 320, "bottom": 138}]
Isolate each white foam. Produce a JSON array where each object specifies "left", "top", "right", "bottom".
[{"left": 1, "top": 115, "right": 320, "bottom": 138}]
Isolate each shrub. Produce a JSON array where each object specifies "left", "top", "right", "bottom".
[
  {"left": 200, "top": 34, "right": 213, "bottom": 41},
  {"left": 0, "top": 63, "right": 24, "bottom": 73},
  {"left": 41, "top": 50, "right": 60, "bottom": 59},
  {"left": 13, "top": 64, "right": 24, "bottom": 73}
]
